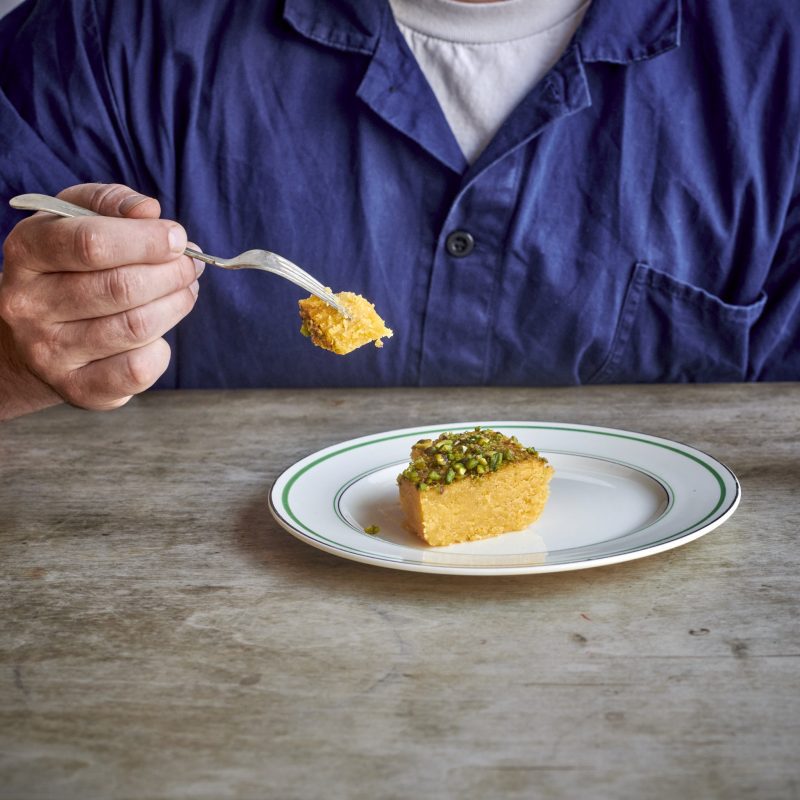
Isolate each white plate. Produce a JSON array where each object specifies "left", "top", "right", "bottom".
[{"left": 269, "top": 422, "right": 740, "bottom": 575}]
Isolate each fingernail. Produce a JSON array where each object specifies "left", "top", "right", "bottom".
[
  {"left": 189, "top": 279, "right": 200, "bottom": 296},
  {"left": 168, "top": 226, "right": 186, "bottom": 253},
  {"left": 119, "top": 193, "right": 149, "bottom": 215}
]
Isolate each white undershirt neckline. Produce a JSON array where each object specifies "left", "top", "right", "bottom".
[{"left": 390, "top": 0, "right": 592, "bottom": 163}]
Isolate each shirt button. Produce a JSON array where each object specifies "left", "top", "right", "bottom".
[{"left": 445, "top": 230, "right": 475, "bottom": 257}]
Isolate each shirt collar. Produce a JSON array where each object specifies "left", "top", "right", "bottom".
[
  {"left": 282, "top": 0, "right": 681, "bottom": 64},
  {"left": 282, "top": 0, "right": 386, "bottom": 55},
  {"left": 577, "top": 0, "right": 681, "bottom": 62}
]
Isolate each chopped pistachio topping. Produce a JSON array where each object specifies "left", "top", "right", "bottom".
[{"left": 398, "top": 427, "right": 543, "bottom": 490}]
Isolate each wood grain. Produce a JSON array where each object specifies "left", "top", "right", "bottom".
[{"left": 1, "top": 384, "right": 798, "bottom": 799}]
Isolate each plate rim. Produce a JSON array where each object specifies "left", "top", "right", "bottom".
[{"left": 268, "top": 420, "right": 741, "bottom": 576}]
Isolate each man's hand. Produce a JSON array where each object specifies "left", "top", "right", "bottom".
[{"left": 0, "top": 183, "right": 201, "bottom": 420}]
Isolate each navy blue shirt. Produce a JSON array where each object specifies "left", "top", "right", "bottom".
[{"left": 1, "top": 0, "right": 799, "bottom": 387}]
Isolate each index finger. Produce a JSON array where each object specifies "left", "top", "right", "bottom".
[
  {"left": 11, "top": 213, "right": 187, "bottom": 273},
  {"left": 58, "top": 183, "right": 162, "bottom": 220}
]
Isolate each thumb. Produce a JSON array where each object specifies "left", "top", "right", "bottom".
[{"left": 56, "top": 182, "right": 162, "bottom": 219}]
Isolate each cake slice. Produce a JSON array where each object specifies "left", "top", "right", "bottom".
[
  {"left": 298, "top": 291, "right": 392, "bottom": 355},
  {"left": 397, "top": 427, "right": 553, "bottom": 547}
]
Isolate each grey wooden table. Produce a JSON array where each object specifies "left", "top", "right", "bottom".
[{"left": 1, "top": 384, "right": 798, "bottom": 800}]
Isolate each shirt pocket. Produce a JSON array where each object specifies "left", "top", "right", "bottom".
[{"left": 588, "top": 262, "right": 767, "bottom": 384}]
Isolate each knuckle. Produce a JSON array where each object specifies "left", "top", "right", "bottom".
[
  {"left": 5, "top": 216, "right": 62, "bottom": 273},
  {"left": 73, "top": 220, "right": 109, "bottom": 267},
  {"left": 25, "top": 338, "right": 59, "bottom": 376},
  {"left": 120, "top": 306, "right": 150, "bottom": 342},
  {"left": 2, "top": 226, "right": 29, "bottom": 267},
  {"left": 47, "top": 321, "right": 71, "bottom": 349},
  {"left": 91, "top": 183, "right": 135, "bottom": 216},
  {"left": 59, "top": 364, "right": 132, "bottom": 412},
  {"left": 58, "top": 370, "right": 90, "bottom": 408},
  {"left": 105, "top": 268, "right": 139, "bottom": 309},
  {"left": 91, "top": 183, "right": 124, "bottom": 206},
  {"left": 0, "top": 285, "right": 31, "bottom": 323},
  {"left": 123, "top": 349, "right": 156, "bottom": 390}
]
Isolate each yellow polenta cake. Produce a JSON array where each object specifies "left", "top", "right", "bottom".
[
  {"left": 298, "top": 291, "right": 392, "bottom": 355},
  {"left": 397, "top": 428, "right": 553, "bottom": 547}
]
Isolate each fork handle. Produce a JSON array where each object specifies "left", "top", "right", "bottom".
[
  {"left": 184, "top": 247, "right": 219, "bottom": 266},
  {"left": 10, "top": 193, "right": 99, "bottom": 219}
]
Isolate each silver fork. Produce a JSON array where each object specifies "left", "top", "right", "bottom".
[{"left": 9, "top": 193, "right": 350, "bottom": 318}]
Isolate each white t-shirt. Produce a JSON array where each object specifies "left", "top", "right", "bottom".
[{"left": 390, "top": 0, "right": 592, "bottom": 163}]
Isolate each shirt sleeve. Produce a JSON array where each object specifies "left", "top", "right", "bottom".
[{"left": 0, "top": 0, "right": 140, "bottom": 254}]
